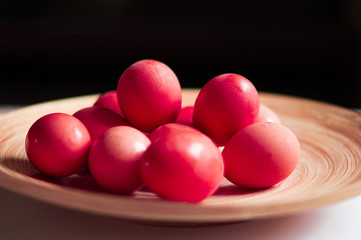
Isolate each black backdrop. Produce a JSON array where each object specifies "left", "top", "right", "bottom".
[{"left": 1, "top": 0, "right": 360, "bottom": 108}]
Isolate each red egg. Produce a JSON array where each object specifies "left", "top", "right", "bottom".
[
  {"left": 140, "top": 124, "right": 224, "bottom": 203},
  {"left": 89, "top": 126, "right": 150, "bottom": 194},
  {"left": 255, "top": 104, "right": 280, "bottom": 124},
  {"left": 222, "top": 122, "right": 300, "bottom": 188},
  {"left": 193, "top": 73, "right": 259, "bottom": 145},
  {"left": 117, "top": 59, "right": 182, "bottom": 133},
  {"left": 73, "top": 106, "right": 129, "bottom": 141},
  {"left": 25, "top": 113, "right": 91, "bottom": 177},
  {"left": 149, "top": 122, "right": 198, "bottom": 142},
  {"left": 175, "top": 106, "right": 194, "bottom": 127},
  {"left": 94, "top": 91, "right": 124, "bottom": 117}
]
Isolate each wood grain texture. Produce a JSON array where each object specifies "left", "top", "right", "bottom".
[{"left": 0, "top": 89, "right": 361, "bottom": 226}]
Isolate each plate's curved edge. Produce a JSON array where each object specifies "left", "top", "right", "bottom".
[
  {"left": 1, "top": 90, "right": 361, "bottom": 226},
  {"left": 2, "top": 170, "right": 361, "bottom": 227}
]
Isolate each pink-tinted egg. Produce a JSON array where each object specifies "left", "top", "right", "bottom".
[
  {"left": 117, "top": 59, "right": 182, "bottom": 133},
  {"left": 89, "top": 126, "right": 150, "bottom": 194},
  {"left": 94, "top": 91, "right": 124, "bottom": 117},
  {"left": 175, "top": 106, "right": 194, "bottom": 127},
  {"left": 140, "top": 123, "right": 224, "bottom": 203},
  {"left": 193, "top": 73, "right": 259, "bottom": 146},
  {"left": 25, "top": 113, "right": 91, "bottom": 177},
  {"left": 255, "top": 104, "right": 280, "bottom": 123},
  {"left": 73, "top": 106, "right": 129, "bottom": 141},
  {"left": 223, "top": 122, "right": 300, "bottom": 188}
]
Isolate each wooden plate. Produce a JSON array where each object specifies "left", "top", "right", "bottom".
[{"left": 1, "top": 89, "right": 361, "bottom": 226}]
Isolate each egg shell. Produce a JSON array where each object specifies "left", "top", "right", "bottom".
[
  {"left": 94, "top": 91, "right": 124, "bottom": 117},
  {"left": 88, "top": 126, "right": 150, "bottom": 194},
  {"left": 255, "top": 104, "right": 281, "bottom": 124},
  {"left": 175, "top": 106, "right": 194, "bottom": 127},
  {"left": 73, "top": 106, "right": 129, "bottom": 141},
  {"left": 193, "top": 73, "right": 259, "bottom": 146},
  {"left": 223, "top": 122, "right": 300, "bottom": 188},
  {"left": 117, "top": 59, "right": 182, "bottom": 133},
  {"left": 25, "top": 113, "right": 91, "bottom": 177},
  {"left": 140, "top": 123, "right": 224, "bottom": 203}
]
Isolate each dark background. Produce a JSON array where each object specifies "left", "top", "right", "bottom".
[{"left": 1, "top": 0, "right": 361, "bottom": 108}]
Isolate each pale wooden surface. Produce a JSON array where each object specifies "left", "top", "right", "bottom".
[{"left": 1, "top": 90, "right": 361, "bottom": 226}]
